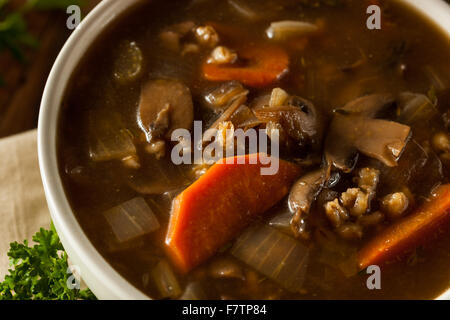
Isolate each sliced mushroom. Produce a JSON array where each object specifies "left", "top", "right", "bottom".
[
  {"left": 354, "top": 117, "right": 411, "bottom": 166},
  {"left": 253, "top": 95, "right": 323, "bottom": 150},
  {"left": 138, "top": 79, "right": 194, "bottom": 142},
  {"left": 288, "top": 169, "right": 326, "bottom": 239},
  {"left": 202, "top": 93, "right": 247, "bottom": 143},
  {"left": 289, "top": 169, "right": 326, "bottom": 214},
  {"left": 325, "top": 114, "right": 411, "bottom": 170}
]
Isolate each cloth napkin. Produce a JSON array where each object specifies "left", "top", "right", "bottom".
[{"left": 0, "top": 130, "right": 50, "bottom": 280}]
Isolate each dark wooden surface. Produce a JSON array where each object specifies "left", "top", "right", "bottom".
[
  {"left": 0, "top": 0, "right": 100, "bottom": 138},
  {"left": 0, "top": 0, "right": 449, "bottom": 138}
]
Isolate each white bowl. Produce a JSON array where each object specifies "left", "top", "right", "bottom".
[{"left": 38, "top": 0, "right": 450, "bottom": 300}]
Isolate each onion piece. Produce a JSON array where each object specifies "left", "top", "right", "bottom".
[
  {"left": 269, "top": 87, "right": 289, "bottom": 107},
  {"left": 231, "top": 225, "right": 309, "bottom": 293},
  {"left": 397, "top": 92, "right": 438, "bottom": 125},
  {"left": 266, "top": 21, "right": 318, "bottom": 40},
  {"left": 268, "top": 210, "right": 292, "bottom": 234},
  {"left": 180, "top": 282, "right": 206, "bottom": 300},
  {"left": 113, "top": 41, "right": 143, "bottom": 83},
  {"left": 340, "top": 93, "right": 395, "bottom": 118},
  {"left": 150, "top": 259, "right": 182, "bottom": 299},
  {"left": 128, "top": 159, "right": 191, "bottom": 195},
  {"left": 89, "top": 112, "right": 136, "bottom": 162},
  {"left": 423, "top": 65, "right": 448, "bottom": 92},
  {"left": 373, "top": 140, "right": 443, "bottom": 195},
  {"left": 208, "top": 257, "right": 245, "bottom": 280},
  {"left": 102, "top": 229, "right": 146, "bottom": 253},
  {"left": 228, "top": 0, "right": 259, "bottom": 20},
  {"left": 229, "top": 105, "right": 260, "bottom": 128},
  {"left": 204, "top": 81, "right": 249, "bottom": 112},
  {"left": 103, "top": 197, "right": 160, "bottom": 243}
]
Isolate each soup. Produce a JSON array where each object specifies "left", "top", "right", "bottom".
[{"left": 57, "top": 0, "right": 450, "bottom": 299}]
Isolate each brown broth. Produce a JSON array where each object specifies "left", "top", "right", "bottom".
[{"left": 58, "top": 0, "right": 450, "bottom": 299}]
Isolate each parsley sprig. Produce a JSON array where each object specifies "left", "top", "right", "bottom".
[{"left": 0, "top": 224, "right": 96, "bottom": 300}]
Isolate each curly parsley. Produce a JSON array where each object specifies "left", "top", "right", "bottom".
[{"left": 0, "top": 224, "right": 96, "bottom": 300}]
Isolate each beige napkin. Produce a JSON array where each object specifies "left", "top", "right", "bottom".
[{"left": 0, "top": 130, "right": 50, "bottom": 280}]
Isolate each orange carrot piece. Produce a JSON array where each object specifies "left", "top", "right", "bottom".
[
  {"left": 358, "top": 184, "right": 450, "bottom": 270},
  {"left": 202, "top": 46, "right": 289, "bottom": 87},
  {"left": 165, "top": 154, "right": 301, "bottom": 273}
]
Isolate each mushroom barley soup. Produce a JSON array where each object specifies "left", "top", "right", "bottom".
[{"left": 58, "top": 0, "right": 450, "bottom": 299}]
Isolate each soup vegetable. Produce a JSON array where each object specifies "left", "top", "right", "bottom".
[{"left": 58, "top": 0, "right": 450, "bottom": 299}]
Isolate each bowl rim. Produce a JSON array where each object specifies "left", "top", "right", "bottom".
[
  {"left": 38, "top": 0, "right": 450, "bottom": 300},
  {"left": 38, "top": 0, "right": 147, "bottom": 299}
]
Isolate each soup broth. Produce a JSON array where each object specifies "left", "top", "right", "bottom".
[{"left": 58, "top": 0, "right": 450, "bottom": 299}]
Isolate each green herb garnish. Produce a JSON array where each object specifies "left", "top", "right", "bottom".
[
  {"left": 0, "top": 224, "right": 96, "bottom": 300},
  {"left": 0, "top": 0, "right": 84, "bottom": 63}
]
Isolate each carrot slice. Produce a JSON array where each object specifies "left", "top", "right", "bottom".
[
  {"left": 165, "top": 154, "right": 301, "bottom": 273},
  {"left": 202, "top": 46, "right": 289, "bottom": 87},
  {"left": 358, "top": 184, "right": 450, "bottom": 270}
]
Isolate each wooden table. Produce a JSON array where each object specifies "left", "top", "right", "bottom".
[{"left": 0, "top": 0, "right": 100, "bottom": 138}]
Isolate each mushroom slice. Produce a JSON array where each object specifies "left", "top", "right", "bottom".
[
  {"left": 138, "top": 79, "right": 194, "bottom": 141},
  {"left": 288, "top": 169, "right": 326, "bottom": 214},
  {"left": 253, "top": 96, "right": 323, "bottom": 149},
  {"left": 288, "top": 169, "right": 326, "bottom": 238},
  {"left": 202, "top": 93, "right": 247, "bottom": 143},
  {"left": 325, "top": 114, "right": 411, "bottom": 170}
]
